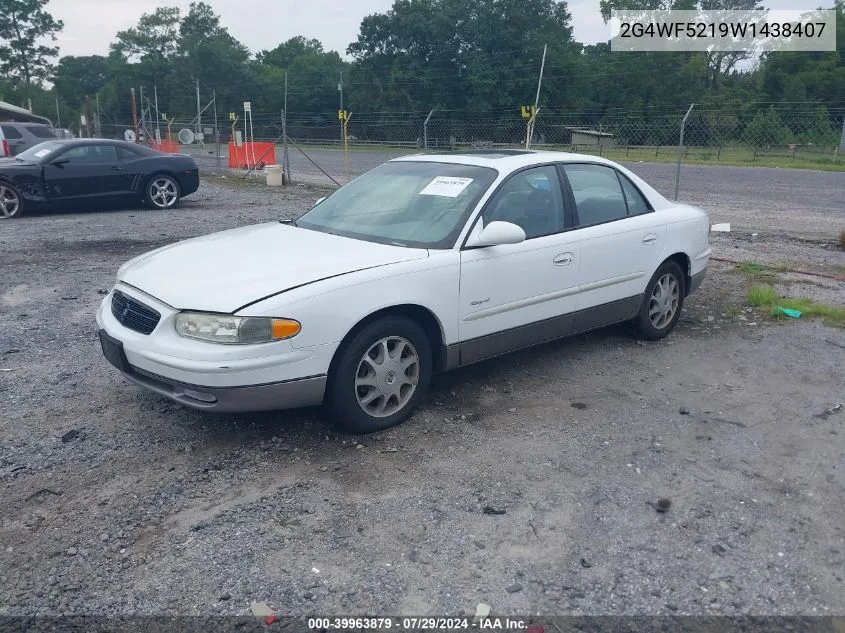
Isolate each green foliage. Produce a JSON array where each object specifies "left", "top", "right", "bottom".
[
  {"left": 0, "top": 0, "right": 63, "bottom": 88},
  {"left": 743, "top": 107, "right": 792, "bottom": 146},
  {"left": 2, "top": 0, "right": 841, "bottom": 143}
]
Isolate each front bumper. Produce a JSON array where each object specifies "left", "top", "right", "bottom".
[
  {"left": 96, "top": 285, "right": 332, "bottom": 412},
  {"left": 121, "top": 358, "right": 325, "bottom": 412}
]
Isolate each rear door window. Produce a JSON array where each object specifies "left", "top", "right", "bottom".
[
  {"left": 1, "top": 125, "right": 23, "bottom": 139},
  {"left": 26, "top": 125, "right": 57, "bottom": 139}
]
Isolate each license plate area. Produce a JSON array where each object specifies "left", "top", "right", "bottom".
[{"left": 98, "top": 329, "right": 130, "bottom": 372}]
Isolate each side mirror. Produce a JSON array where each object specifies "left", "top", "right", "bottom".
[
  {"left": 51, "top": 158, "right": 69, "bottom": 167},
  {"left": 467, "top": 221, "right": 526, "bottom": 247},
  {"left": 314, "top": 197, "right": 326, "bottom": 207}
]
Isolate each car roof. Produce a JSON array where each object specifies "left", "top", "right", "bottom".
[
  {"left": 390, "top": 149, "right": 673, "bottom": 209},
  {"left": 390, "top": 149, "right": 631, "bottom": 170},
  {"left": 0, "top": 121, "right": 52, "bottom": 127}
]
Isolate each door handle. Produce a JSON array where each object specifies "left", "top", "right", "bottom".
[
  {"left": 642, "top": 234, "right": 658, "bottom": 245},
  {"left": 553, "top": 253, "right": 574, "bottom": 266},
  {"left": 110, "top": 166, "right": 124, "bottom": 171}
]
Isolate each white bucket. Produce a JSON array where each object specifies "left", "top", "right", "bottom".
[{"left": 265, "top": 165, "right": 285, "bottom": 187}]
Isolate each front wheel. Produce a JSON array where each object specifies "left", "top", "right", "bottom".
[
  {"left": 0, "top": 183, "right": 24, "bottom": 219},
  {"left": 144, "top": 175, "right": 181, "bottom": 210},
  {"left": 326, "top": 317, "right": 432, "bottom": 433},
  {"left": 634, "top": 261, "right": 686, "bottom": 340}
]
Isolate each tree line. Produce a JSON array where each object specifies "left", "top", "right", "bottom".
[{"left": 0, "top": 0, "right": 843, "bottom": 138}]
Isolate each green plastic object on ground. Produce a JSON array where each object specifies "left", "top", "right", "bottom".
[{"left": 776, "top": 307, "right": 802, "bottom": 319}]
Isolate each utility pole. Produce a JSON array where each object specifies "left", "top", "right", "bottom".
[
  {"left": 525, "top": 44, "right": 547, "bottom": 149},
  {"left": 95, "top": 93, "right": 101, "bottom": 137},
  {"left": 139, "top": 85, "right": 145, "bottom": 140},
  {"left": 154, "top": 85, "right": 161, "bottom": 142},
  {"left": 338, "top": 70, "right": 344, "bottom": 143},
  {"left": 283, "top": 70, "right": 291, "bottom": 183},
  {"left": 55, "top": 96, "right": 61, "bottom": 128},
  {"left": 130, "top": 88, "right": 139, "bottom": 142},
  {"left": 212, "top": 89, "right": 220, "bottom": 168},
  {"left": 196, "top": 79, "right": 202, "bottom": 136}
]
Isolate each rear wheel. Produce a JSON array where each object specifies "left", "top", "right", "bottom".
[
  {"left": 634, "top": 261, "right": 686, "bottom": 340},
  {"left": 0, "top": 183, "right": 24, "bottom": 219},
  {"left": 144, "top": 175, "right": 181, "bottom": 210},
  {"left": 326, "top": 317, "right": 432, "bottom": 433}
]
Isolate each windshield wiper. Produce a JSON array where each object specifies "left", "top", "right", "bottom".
[{"left": 278, "top": 218, "right": 297, "bottom": 226}]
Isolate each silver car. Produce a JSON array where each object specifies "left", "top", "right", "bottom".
[{"left": 0, "top": 122, "right": 58, "bottom": 156}]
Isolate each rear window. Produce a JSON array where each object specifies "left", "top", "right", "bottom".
[
  {"left": 1, "top": 125, "right": 23, "bottom": 139},
  {"left": 26, "top": 125, "right": 57, "bottom": 139}
]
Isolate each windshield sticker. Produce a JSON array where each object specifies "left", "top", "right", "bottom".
[
  {"left": 419, "top": 176, "right": 473, "bottom": 198},
  {"left": 34, "top": 149, "right": 52, "bottom": 158}
]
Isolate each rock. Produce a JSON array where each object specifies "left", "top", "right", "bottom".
[
  {"left": 65, "top": 547, "right": 78, "bottom": 556},
  {"left": 648, "top": 498, "right": 672, "bottom": 513},
  {"left": 506, "top": 583, "right": 523, "bottom": 593},
  {"left": 665, "top": 603, "right": 679, "bottom": 611},
  {"left": 473, "top": 541, "right": 486, "bottom": 550},
  {"left": 570, "top": 402, "right": 588, "bottom": 410},
  {"left": 407, "top": 550, "right": 420, "bottom": 563},
  {"left": 579, "top": 558, "right": 592, "bottom": 568},
  {"left": 218, "top": 592, "right": 231, "bottom": 601},
  {"left": 61, "top": 429, "right": 81, "bottom": 443},
  {"left": 483, "top": 505, "right": 506, "bottom": 515},
  {"left": 712, "top": 544, "right": 727, "bottom": 556},
  {"left": 679, "top": 406, "right": 691, "bottom": 415}
]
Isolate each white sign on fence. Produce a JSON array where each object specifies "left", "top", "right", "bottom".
[
  {"left": 243, "top": 101, "right": 251, "bottom": 113},
  {"left": 234, "top": 130, "right": 243, "bottom": 147}
]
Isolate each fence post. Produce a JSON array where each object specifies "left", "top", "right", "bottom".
[
  {"left": 212, "top": 90, "right": 220, "bottom": 170},
  {"left": 674, "top": 103, "right": 695, "bottom": 201},
  {"left": 423, "top": 109, "right": 434, "bottom": 150}
]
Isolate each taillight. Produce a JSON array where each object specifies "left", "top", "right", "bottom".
[{"left": 0, "top": 140, "right": 8, "bottom": 157}]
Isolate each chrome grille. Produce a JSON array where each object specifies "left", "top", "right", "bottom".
[{"left": 111, "top": 290, "right": 160, "bottom": 335}]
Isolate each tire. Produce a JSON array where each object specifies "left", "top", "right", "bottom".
[
  {"left": 0, "top": 182, "right": 24, "bottom": 219},
  {"left": 326, "top": 316, "right": 432, "bottom": 434},
  {"left": 634, "top": 260, "right": 686, "bottom": 341},
  {"left": 144, "top": 174, "right": 181, "bottom": 210}
]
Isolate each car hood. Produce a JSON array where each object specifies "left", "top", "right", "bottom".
[
  {"left": 118, "top": 222, "right": 429, "bottom": 313},
  {"left": 0, "top": 158, "right": 37, "bottom": 168}
]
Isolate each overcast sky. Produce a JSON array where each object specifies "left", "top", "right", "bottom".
[{"left": 48, "top": 0, "right": 833, "bottom": 59}]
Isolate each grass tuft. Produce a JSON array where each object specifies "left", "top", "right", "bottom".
[
  {"left": 747, "top": 284, "right": 780, "bottom": 306},
  {"left": 746, "top": 284, "right": 845, "bottom": 327}
]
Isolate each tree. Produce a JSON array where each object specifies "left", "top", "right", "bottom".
[
  {"left": 111, "top": 7, "right": 181, "bottom": 64},
  {"left": 346, "top": 0, "right": 580, "bottom": 113},
  {"left": 0, "top": 0, "right": 63, "bottom": 88},
  {"left": 256, "top": 37, "right": 348, "bottom": 115}
]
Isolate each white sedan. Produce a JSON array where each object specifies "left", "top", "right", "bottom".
[{"left": 97, "top": 150, "right": 711, "bottom": 433}]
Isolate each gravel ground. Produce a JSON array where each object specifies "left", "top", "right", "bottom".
[{"left": 1, "top": 177, "right": 844, "bottom": 619}]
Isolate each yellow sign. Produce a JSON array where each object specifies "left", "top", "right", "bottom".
[
  {"left": 338, "top": 110, "right": 348, "bottom": 121},
  {"left": 229, "top": 112, "right": 236, "bottom": 121},
  {"left": 161, "top": 113, "right": 168, "bottom": 121},
  {"left": 520, "top": 105, "right": 537, "bottom": 119}
]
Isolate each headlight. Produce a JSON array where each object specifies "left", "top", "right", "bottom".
[{"left": 174, "top": 312, "right": 301, "bottom": 344}]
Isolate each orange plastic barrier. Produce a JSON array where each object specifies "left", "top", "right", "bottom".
[
  {"left": 150, "top": 140, "right": 180, "bottom": 154},
  {"left": 228, "top": 142, "right": 277, "bottom": 169}
]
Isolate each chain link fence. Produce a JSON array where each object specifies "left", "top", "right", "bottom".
[{"left": 95, "top": 107, "right": 845, "bottom": 188}]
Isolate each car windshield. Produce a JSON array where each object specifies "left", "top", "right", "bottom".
[
  {"left": 295, "top": 161, "right": 498, "bottom": 248},
  {"left": 15, "top": 141, "right": 65, "bottom": 162}
]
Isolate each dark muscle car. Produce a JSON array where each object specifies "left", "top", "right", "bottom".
[{"left": 0, "top": 139, "right": 200, "bottom": 219}]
